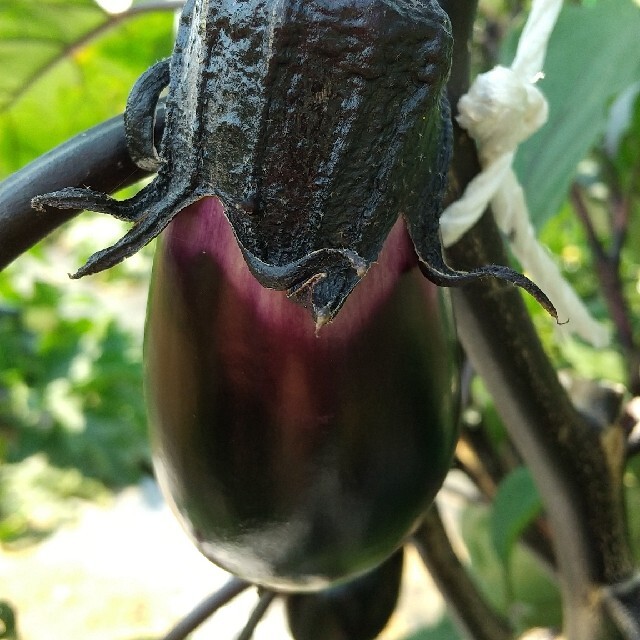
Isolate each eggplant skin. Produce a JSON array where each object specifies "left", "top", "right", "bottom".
[
  {"left": 144, "top": 197, "right": 459, "bottom": 591},
  {"left": 285, "top": 548, "right": 404, "bottom": 640}
]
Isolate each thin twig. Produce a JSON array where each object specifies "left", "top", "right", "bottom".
[
  {"left": 161, "top": 577, "right": 250, "bottom": 640},
  {"left": 456, "top": 431, "right": 556, "bottom": 572},
  {"left": 0, "top": 110, "right": 164, "bottom": 269},
  {"left": 571, "top": 183, "right": 640, "bottom": 394},
  {"left": 610, "top": 192, "right": 629, "bottom": 268},
  {"left": 570, "top": 184, "right": 607, "bottom": 261},
  {"left": 602, "top": 573, "right": 640, "bottom": 638},
  {"left": 413, "top": 505, "right": 513, "bottom": 640},
  {"left": 235, "top": 590, "right": 277, "bottom": 640},
  {"left": 598, "top": 150, "right": 633, "bottom": 267}
]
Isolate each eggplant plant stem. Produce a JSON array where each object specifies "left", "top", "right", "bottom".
[
  {"left": 161, "top": 578, "right": 249, "bottom": 640},
  {"left": 0, "top": 111, "right": 163, "bottom": 270},
  {"left": 570, "top": 184, "right": 640, "bottom": 395},
  {"left": 441, "top": 1, "right": 635, "bottom": 638},
  {"left": 456, "top": 433, "right": 557, "bottom": 572},
  {"left": 234, "top": 590, "right": 276, "bottom": 640},
  {"left": 413, "top": 505, "right": 513, "bottom": 640}
]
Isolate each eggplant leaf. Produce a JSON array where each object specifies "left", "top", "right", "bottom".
[
  {"left": 0, "top": 0, "right": 178, "bottom": 177},
  {"left": 490, "top": 466, "right": 542, "bottom": 567},
  {"left": 0, "top": 0, "right": 105, "bottom": 113},
  {"left": 0, "top": 601, "right": 17, "bottom": 640}
]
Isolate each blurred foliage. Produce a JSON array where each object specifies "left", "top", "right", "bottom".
[
  {"left": 460, "top": 501, "right": 562, "bottom": 634},
  {"left": 0, "top": 0, "right": 174, "bottom": 548},
  {"left": 0, "top": 216, "right": 153, "bottom": 544},
  {"left": 0, "top": 0, "right": 176, "bottom": 178},
  {"left": 490, "top": 467, "right": 542, "bottom": 567},
  {"left": 0, "top": 276, "right": 149, "bottom": 483},
  {"left": 0, "top": 455, "right": 110, "bottom": 545},
  {"left": 0, "top": 600, "right": 17, "bottom": 640},
  {"left": 403, "top": 616, "right": 461, "bottom": 640}
]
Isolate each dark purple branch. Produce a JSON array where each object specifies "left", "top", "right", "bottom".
[
  {"left": 161, "top": 578, "right": 249, "bottom": 640},
  {"left": 0, "top": 110, "right": 163, "bottom": 270},
  {"left": 610, "top": 192, "right": 629, "bottom": 268},
  {"left": 571, "top": 184, "right": 640, "bottom": 394},
  {"left": 449, "top": 144, "right": 630, "bottom": 640},
  {"left": 413, "top": 506, "right": 513, "bottom": 640},
  {"left": 235, "top": 590, "right": 276, "bottom": 640}
]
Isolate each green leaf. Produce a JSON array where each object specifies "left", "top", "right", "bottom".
[
  {"left": 490, "top": 466, "right": 542, "bottom": 567},
  {"left": 512, "top": 0, "right": 640, "bottom": 228},
  {"left": 0, "top": 1, "right": 177, "bottom": 177},
  {"left": 460, "top": 500, "right": 561, "bottom": 631},
  {"left": 401, "top": 616, "right": 461, "bottom": 640},
  {"left": 0, "top": 0, "right": 105, "bottom": 112},
  {"left": 0, "top": 601, "right": 18, "bottom": 640}
]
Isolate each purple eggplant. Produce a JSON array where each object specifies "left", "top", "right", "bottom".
[{"left": 144, "top": 197, "right": 459, "bottom": 591}]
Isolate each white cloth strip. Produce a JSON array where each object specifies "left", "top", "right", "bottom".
[{"left": 439, "top": 0, "right": 609, "bottom": 347}]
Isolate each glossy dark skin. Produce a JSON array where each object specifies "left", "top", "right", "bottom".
[
  {"left": 285, "top": 548, "right": 404, "bottom": 640},
  {"left": 144, "top": 197, "right": 459, "bottom": 591},
  {"left": 33, "top": 0, "right": 556, "bottom": 324}
]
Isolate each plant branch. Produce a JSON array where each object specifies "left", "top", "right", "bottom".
[
  {"left": 598, "top": 151, "right": 633, "bottom": 268},
  {"left": 4, "top": 0, "right": 184, "bottom": 113},
  {"left": 456, "top": 432, "right": 503, "bottom": 498},
  {"left": 0, "top": 109, "right": 163, "bottom": 270},
  {"left": 449, "top": 126, "right": 631, "bottom": 640},
  {"left": 456, "top": 431, "right": 557, "bottom": 573},
  {"left": 602, "top": 574, "right": 640, "bottom": 638},
  {"left": 161, "top": 577, "right": 249, "bottom": 640},
  {"left": 610, "top": 191, "right": 629, "bottom": 269},
  {"left": 413, "top": 505, "right": 513, "bottom": 640},
  {"left": 440, "top": 1, "right": 635, "bottom": 638},
  {"left": 235, "top": 590, "right": 277, "bottom": 640},
  {"left": 570, "top": 184, "right": 640, "bottom": 394},
  {"left": 570, "top": 184, "right": 607, "bottom": 262}
]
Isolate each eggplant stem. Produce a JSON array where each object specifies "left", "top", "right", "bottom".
[
  {"left": 413, "top": 505, "right": 513, "bottom": 640},
  {"left": 235, "top": 590, "right": 277, "bottom": 640},
  {"left": 161, "top": 577, "right": 249, "bottom": 640}
]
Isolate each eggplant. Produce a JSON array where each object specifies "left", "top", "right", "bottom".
[
  {"left": 28, "top": 0, "right": 555, "bottom": 602},
  {"left": 285, "top": 548, "right": 404, "bottom": 640},
  {"left": 144, "top": 197, "right": 459, "bottom": 591}
]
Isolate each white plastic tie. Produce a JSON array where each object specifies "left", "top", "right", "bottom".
[{"left": 439, "top": 0, "right": 609, "bottom": 347}]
